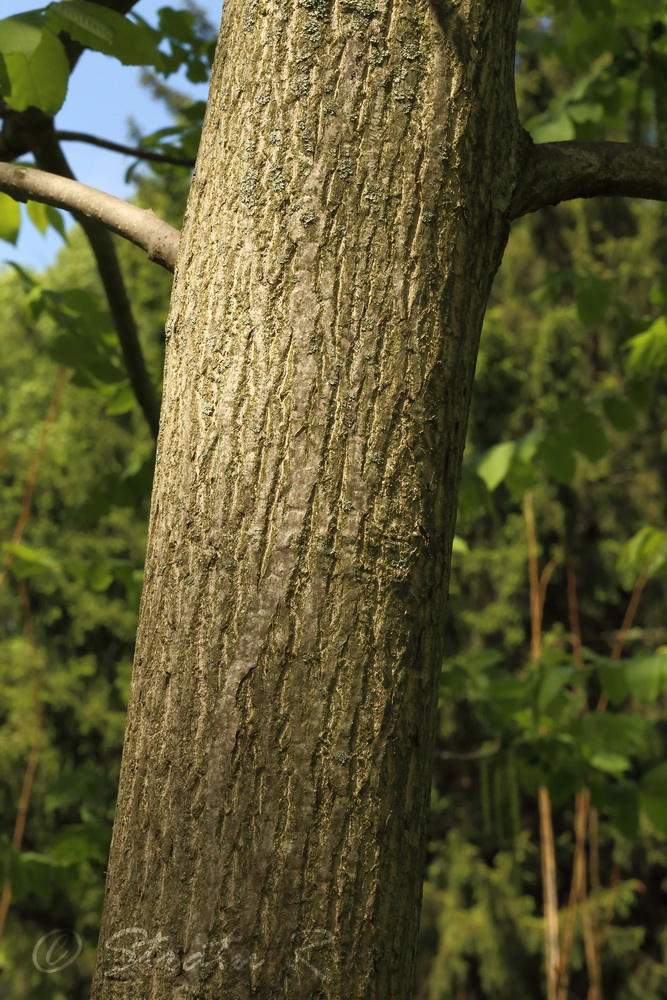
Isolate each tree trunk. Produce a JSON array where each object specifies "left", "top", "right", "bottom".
[{"left": 92, "top": 2, "right": 526, "bottom": 998}]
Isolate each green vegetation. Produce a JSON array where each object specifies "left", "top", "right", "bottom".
[{"left": 0, "top": 1, "right": 666, "bottom": 998}]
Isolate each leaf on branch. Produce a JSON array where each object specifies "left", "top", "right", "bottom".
[
  {"left": 602, "top": 396, "right": 637, "bottom": 432},
  {"left": 27, "top": 200, "right": 67, "bottom": 240},
  {"left": 27, "top": 199, "right": 49, "bottom": 234},
  {"left": 45, "top": 205, "right": 67, "bottom": 238},
  {"left": 641, "top": 762, "right": 667, "bottom": 834},
  {"left": 625, "top": 316, "right": 667, "bottom": 375},
  {"left": 2, "top": 542, "right": 62, "bottom": 578},
  {"left": 569, "top": 410, "right": 609, "bottom": 462},
  {"left": 0, "top": 13, "right": 69, "bottom": 115},
  {"left": 618, "top": 525, "right": 667, "bottom": 584},
  {"left": 46, "top": 1, "right": 164, "bottom": 68},
  {"left": 537, "top": 429, "right": 576, "bottom": 484},
  {"left": 0, "top": 191, "right": 21, "bottom": 244},
  {"left": 476, "top": 441, "right": 516, "bottom": 492}
]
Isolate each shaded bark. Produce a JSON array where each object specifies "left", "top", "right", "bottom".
[
  {"left": 511, "top": 140, "right": 667, "bottom": 219},
  {"left": 92, "top": 2, "right": 525, "bottom": 998}
]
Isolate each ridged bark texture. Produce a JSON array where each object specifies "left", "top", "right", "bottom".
[{"left": 92, "top": 2, "right": 525, "bottom": 998}]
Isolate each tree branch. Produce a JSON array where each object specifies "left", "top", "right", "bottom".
[
  {"left": 55, "top": 130, "right": 196, "bottom": 168},
  {"left": 0, "top": 161, "right": 179, "bottom": 271},
  {"left": 510, "top": 140, "right": 667, "bottom": 220}
]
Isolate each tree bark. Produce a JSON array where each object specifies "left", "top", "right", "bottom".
[{"left": 92, "top": 2, "right": 525, "bottom": 998}]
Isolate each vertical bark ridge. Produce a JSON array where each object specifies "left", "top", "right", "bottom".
[{"left": 93, "top": 1, "right": 525, "bottom": 998}]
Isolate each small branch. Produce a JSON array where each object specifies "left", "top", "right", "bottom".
[
  {"left": 0, "top": 161, "right": 179, "bottom": 272},
  {"left": 511, "top": 140, "right": 667, "bottom": 220},
  {"left": 539, "top": 785, "right": 560, "bottom": 1000},
  {"left": 55, "top": 130, "right": 196, "bottom": 168}
]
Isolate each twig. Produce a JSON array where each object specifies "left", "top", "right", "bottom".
[
  {"left": 539, "top": 785, "right": 560, "bottom": 1000},
  {"left": 557, "top": 788, "right": 590, "bottom": 1000},
  {"left": 524, "top": 491, "right": 560, "bottom": 1000},
  {"left": 55, "top": 130, "right": 196, "bottom": 168}
]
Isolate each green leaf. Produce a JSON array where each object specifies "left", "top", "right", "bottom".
[
  {"left": 457, "top": 464, "right": 491, "bottom": 524},
  {"left": 451, "top": 535, "right": 469, "bottom": 555},
  {"left": 619, "top": 526, "right": 667, "bottom": 582},
  {"left": 0, "top": 16, "right": 69, "bottom": 115},
  {"left": 476, "top": 441, "right": 516, "bottom": 492},
  {"left": 0, "top": 192, "right": 21, "bottom": 244},
  {"left": 642, "top": 761, "right": 667, "bottom": 796},
  {"left": 640, "top": 792, "right": 667, "bottom": 835},
  {"left": 589, "top": 751, "right": 631, "bottom": 776},
  {"left": 568, "top": 102, "right": 604, "bottom": 123},
  {"left": 570, "top": 411, "right": 609, "bottom": 462},
  {"left": 602, "top": 396, "right": 637, "bottom": 432},
  {"left": 623, "top": 653, "right": 667, "bottom": 701},
  {"left": 537, "top": 430, "right": 576, "bottom": 484},
  {"left": 48, "top": 822, "right": 111, "bottom": 864},
  {"left": 598, "top": 780, "right": 639, "bottom": 840},
  {"left": 598, "top": 663, "right": 630, "bottom": 706},
  {"left": 625, "top": 317, "right": 667, "bottom": 375},
  {"left": 158, "top": 5, "right": 197, "bottom": 44},
  {"left": 8, "top": 850, "right": 63, "bottom": 903},
  {"left": 578, "top": 713, "right": 655, "bottom": 761},
  {"left": 27, "top": 199, "right": 49, "bottom": 234},
  {"left": 641, "top": 762, "right": 667, "bottom": 833},
  {"left": 46, "top": 205, "right": 67, "bottom": 238},
  {"left": 46, "top": 2, "right": 163, "bottom": 67},
  {"left": 44, "top": 767, "right": 108, "bottom": 813},
  {"left": 487, "top": 676, "right": 534, "bottom": 704},
  {"left": 578, "top": 0, "right": 614, "bottom": 17},
  {"left": 2, "top": 542, "right": 61, "bottom": 577},
  {"left": 528, "top": 112, "right": 576, "bottom": 142},
  {"left": 88, "top": 559, "right": 114, "bottom": 592},
  {"left": 48, "top": 331, "right": 126, "bottom": 388},
  {"left": 538, "top": 666, "right": 577, "bottom": 711},
  {"left": 4, "top": 260, "right": 36, "bottom": 287},
  {"left": 575, "top": 276, "right": 612, "bottom": 326}
]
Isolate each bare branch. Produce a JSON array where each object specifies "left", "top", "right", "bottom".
[
  {"left": 0, "top": 161, "right": 179, "bottom": 272},
  {"left": 511, "top": 140, "right": 667, "bottom": 220},
  {"left": 55, "top": 130, "right": 196, "bottom": 168}
]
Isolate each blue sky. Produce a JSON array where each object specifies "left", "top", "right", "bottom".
[{"left": 3, "top": 0, "right": 221, "bottom": 269}]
